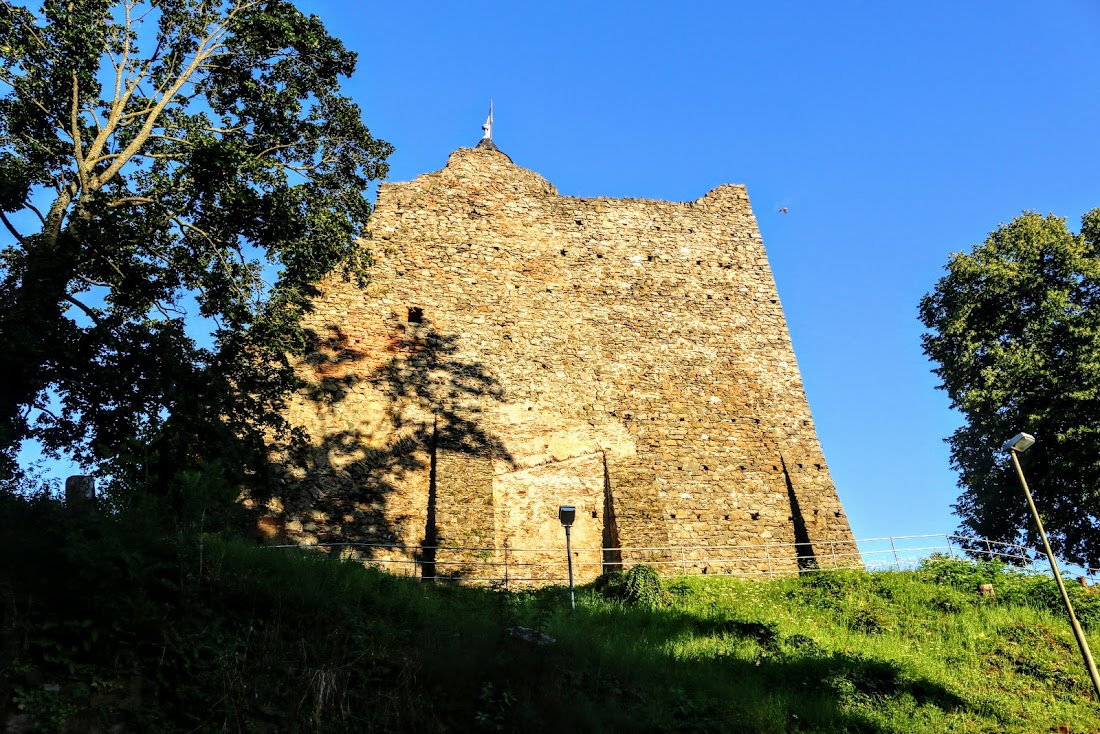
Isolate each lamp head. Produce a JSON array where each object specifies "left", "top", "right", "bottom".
[
  {"left": 1002, "top": 432, "right": 1036, "bottom": 453},
  {"left": 558, "top": 505, "right": 576, "bottom": 527}
]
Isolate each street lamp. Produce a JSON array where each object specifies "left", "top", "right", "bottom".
[
  {"left": 559, "top": 505, "right": 576, "bottom": 612},
  {"left": 1003, "top": 432, "right": 1100, "bottom": 699}
]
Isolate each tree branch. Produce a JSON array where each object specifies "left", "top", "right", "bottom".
[
  {"left": 90, "top": 23, "right": 229, "bottom": 189},
  {"left": 171, "top": 216, "right": 252, "bottom": 306},
  {"left": 63, "top": 294, "right": 103, "bottom": 326},
  {"left": 71, "top": 71, "right": 89, "bottom": 191},
  {"left": 106, "top": 196, "right": 156, "bottom": 208},
  {"left": 3, "top": 2, "right": 48, "bottom": 52},
  {"left": 0, "top": 211, "right": 28, "bottom": 247},
  {"left": 24, "top": 202, "right": 47, "bottom": 226}
]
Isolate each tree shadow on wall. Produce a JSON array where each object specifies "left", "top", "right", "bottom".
[{"left": 267, "top": 320, "right": 513, "bottom": 579}]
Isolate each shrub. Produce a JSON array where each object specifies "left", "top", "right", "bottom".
[
  {"left": 917, "top": 554, "right": 1006, "bottom": 588},
  {"left": 622, "top": 565, "right": 667, "bottom": 608},
  {"left": 591, "top": 570, "right": 626, "bottom": 600},
  {"left": 790, "top": 569, "right": 870, "bottom": 611}
]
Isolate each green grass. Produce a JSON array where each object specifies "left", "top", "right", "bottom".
[{"left": 3, "top": 496, "right": 1100, "bottom": 732}]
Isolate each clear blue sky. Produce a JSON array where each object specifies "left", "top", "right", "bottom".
[{"left": 293, "top": 0, "right": 1100, "bottom": 542}]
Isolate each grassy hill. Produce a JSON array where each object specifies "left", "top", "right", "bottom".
[{"left": 3, "top": 495, "right": 1100, "bottom": 733}]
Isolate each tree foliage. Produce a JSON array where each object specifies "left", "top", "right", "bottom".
[
  {"left": 0, "top": 0, "right": 391, "bottom": 499},
  {"left": 919, "top": 210, "right": 1100, "bottom": 567}
]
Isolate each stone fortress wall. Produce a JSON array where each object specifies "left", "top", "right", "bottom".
[{"left": 269, "top": 144, "right": 859, "bottom": 583}]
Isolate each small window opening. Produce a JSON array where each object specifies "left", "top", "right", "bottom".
[
  {"left": 561, "top": 249, "right": 567, "bottom": 256},
  {"left": 750, "top": 512, "right": 760, "bottom": 521},
  {"left": 724, "top": 515, "right": 730, "bottom": 521},
  {"left": 596, "top": 253, "right": 603, "bottom": 259},
  {"left": 407, "top": 307, "right": 423, "bottom": 323},
  {"left": 670, "top": 513, "right": 677, "bottom": 519},
  {"left": 592, "top": 511, "right": 598, "bottom": 518}
]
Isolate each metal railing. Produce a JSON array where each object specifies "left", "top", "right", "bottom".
[{"left": 268, "top": 533, "right": 1100, "bottom": 587}]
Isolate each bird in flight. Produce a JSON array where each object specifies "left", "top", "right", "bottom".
[{"left": 778, "top": 207, "right": 789, "bottom": 214}]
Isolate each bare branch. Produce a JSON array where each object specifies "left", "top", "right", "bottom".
[
  {"left": 0, "top": 211, "right": 28, "bottom": 247},
  {"left": 105, "top": 196, "right": 157, "bottom": 209},
  {"left": 80, "top": 106, "right": 104, "bottom": 136},
  {"left": 130, "top": 152, "right": 186, "bottom": 160},
  {"left": 257, "top": 142, "right": 301, "bottom": 157},
  {"left": 118, "top": 102, "right": 161, "bottom": 121},
  {"left": 24, "top": 202, "right": 47, "bottom": 226},
  {"left": 151, "top": 300, "right": 176, "bottom": 321},
  {"left": 30, "top": 401, "right": 61, "bottom": 423},
  {"left": 77, "top": 275, "right": 111, "bottom": 288},
  {"left": 63, "top": 294, "right": 103, "bottom": 326},
  {"left": 95, "top": 252, "right": 128, "bottom": 282}
]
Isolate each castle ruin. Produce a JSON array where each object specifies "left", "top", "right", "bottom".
[{"left": 270, "top": 141, "right": 858, "bottom": 582}]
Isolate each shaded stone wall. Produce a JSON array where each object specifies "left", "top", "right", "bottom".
[{"left": 271, "top": 146, "right": 858, "bottom": 581}]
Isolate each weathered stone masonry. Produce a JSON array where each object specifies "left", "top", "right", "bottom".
[{"left": 272, "top": 144, "right": 858, "bottom": 581}]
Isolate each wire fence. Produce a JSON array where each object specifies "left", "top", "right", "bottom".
[{"left": 268, "top": 533, "right": 1100, "bottom": 588}]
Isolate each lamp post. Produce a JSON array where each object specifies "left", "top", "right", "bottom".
[
  {"left": 559, "top": 505, "right": 576, "bottom": 612},
  {"left": 1003, "top": 432, "right": 1100, "bottom": 699}
]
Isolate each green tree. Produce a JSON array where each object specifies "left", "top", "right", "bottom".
[
  {"left": 0, "top": 0, "right": 391, "bottom": 501},
  {"left": 919, "top": 210, "right": 1100, "bottom": 567}
]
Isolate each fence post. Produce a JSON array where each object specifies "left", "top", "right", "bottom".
[
  {"left": 890, "top": 536, "right": 901, "bottom": 570},
  {"left": 985, "top": 538, "right": 993, "bottom": 561},
  {"left": 504, "top": 544, "right": 510, "bottom": 589},
  {"left": 946, "top": 535, "right": 955, "bottom": 559},
  {"left": 764, "top": 545, "right": 773, "bottom": 578},
  {"left": 831, "top": 541, "right": 838, "bottom": 570},
  {"left": 681, "top": 547, "right": 687, "bottom": 576}
]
